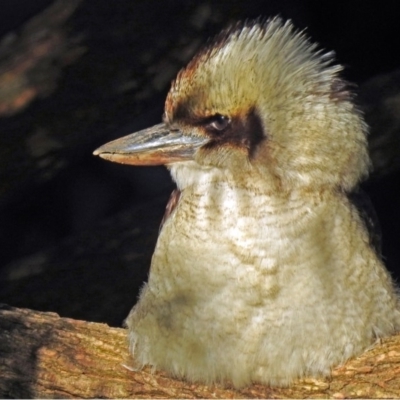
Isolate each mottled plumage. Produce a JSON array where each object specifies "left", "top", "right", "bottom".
[{"left": 94, "top": 18, "right": 400, "bottom": 387}]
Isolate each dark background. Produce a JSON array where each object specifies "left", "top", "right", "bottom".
[{"left": 0, "top": 0, "right": 399, "bottom": 326}]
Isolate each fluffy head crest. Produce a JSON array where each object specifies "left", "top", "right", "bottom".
[
  {"left": 166, "top": 17, "right": 369, "bottom": 192},
  {"left": 166, "top": 18, "right": 348, "bottom": 119}
]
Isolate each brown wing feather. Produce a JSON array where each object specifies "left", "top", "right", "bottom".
[{"left": 160, "top": 188, "right": 181, "bottom": 231}]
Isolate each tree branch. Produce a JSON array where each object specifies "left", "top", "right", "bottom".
[{"left": 1, "top": 304, "right": 400, "bottom": 398}]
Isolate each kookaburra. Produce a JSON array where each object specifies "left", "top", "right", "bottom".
[{"left": 94, "top": 18, "right": 400, "bottom": 387}]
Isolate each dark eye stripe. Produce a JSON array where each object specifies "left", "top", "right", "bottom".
[{"left": 202, "top": 108, "right": 265, "bottom": 158}]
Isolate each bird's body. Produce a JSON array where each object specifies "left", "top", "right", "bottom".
[
  {"left": 126, "top": 169, "right": 398, "bottom": 386},
  {"left": 94, "top": 18, "right": 400, "bottom": 387}
]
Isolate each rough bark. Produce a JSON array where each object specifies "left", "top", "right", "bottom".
[
  {"left": 0, "top": 0, "right": 84, "bottom": 117},
  {"left": 1, "top": 304, "right": 400, "bottom": 399}
]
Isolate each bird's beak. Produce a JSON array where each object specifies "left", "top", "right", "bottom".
[{"left": 93, "top": 123, "right": 208, "bottom": 166}]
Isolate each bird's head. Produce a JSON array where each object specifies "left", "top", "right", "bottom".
[{"left": 94, "top": 18, "right": 369, "bottom": 194}]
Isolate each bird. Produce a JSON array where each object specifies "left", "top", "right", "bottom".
[{"left": 93, "top": 17, "right": 400, "bottom": 388}]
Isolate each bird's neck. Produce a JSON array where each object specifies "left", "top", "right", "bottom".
[{"left": 169, "top": 161, "right": 332, "bottom": 209}]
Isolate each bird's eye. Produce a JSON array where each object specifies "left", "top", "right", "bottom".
[{"left": 208, "top": 114, "right": 230, "bottom": 131}]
